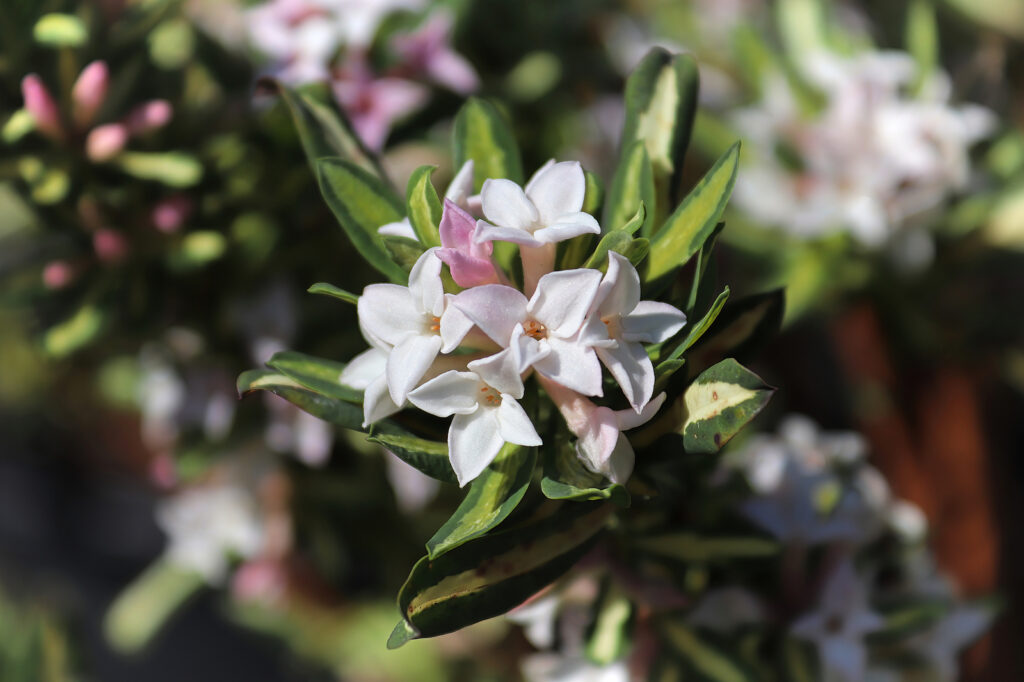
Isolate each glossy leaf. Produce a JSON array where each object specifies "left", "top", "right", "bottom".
[
  {"left": 307, "top": 282, "right": 359, "bottom": 305},
  {"left": 389, "top": 502, "right": 613, "bottom": 646},
  {"left": 452, "top": 98, "right": 523, "bottom": 192},
  {"left": 585, "top": 202, "right": 646, "bottom": 270},
  {"left": 541, "top": 442, "right": 630, "bottom": 507},
  {"left": 406, "top": 165, "right": 442, "bottom": 247},
  {"left": 681, "top": 359, "right": 774, "bottom": 454},
  {"left": 646, "top": 143, "right": 741, "bottom": 293},
  {"left": 656, "top": 287, "right": 730, "bottom": 370},
  {"left": 426, "top": 443, "right": 536, "bottom": 558},
  {"left": 368, "top": 432, "right": 458, "bottom": 485},
  {"left": 237, "top": 369, "right": 363, "bottom": 431},
  {"left": 316, "top": 157, "right": 407, "bottom": 283},
  {"left": 266, "top": 350, "right": 361, "bottom": 403},
  {"left": 603, "top": 141, "right": 656, "bottom": 239}
]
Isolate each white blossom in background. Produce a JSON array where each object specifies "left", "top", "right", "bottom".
[
  {"left": 731, "top": 50, "right": 995, "bottom": 254},
  {"left": 157, "top": 484, "right": 264, "bottom": 583},
  {"left": 522, "top": 655, "right": 629, "bottom": 682}
]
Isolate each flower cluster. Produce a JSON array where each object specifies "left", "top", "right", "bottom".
[{"left": 340, "top": 161, "right": 686, "bottom": 486}]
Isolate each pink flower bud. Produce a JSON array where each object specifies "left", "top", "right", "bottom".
[
  {"left": 42, "top": 260, "right": 75, "bottom": 289},
  {"left": 152, "top": 195, "right": 193, "bottom": 233},
  {"left": 21, "top": 74, "right": 63, "bottom": 140},
  {"left": 71, "top": 61, "right": 109, "bottom": 129},
  {"left": 124, "top": 99, "right": 172, "bottom": 135},
  {"left": 93, "top": 228, "right": 128, "bottom": 262},
  {"left": 85, "top": 123, "right": 128, "bottom": 162}
]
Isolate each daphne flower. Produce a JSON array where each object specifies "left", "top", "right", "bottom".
[
  {"left": 408, "top": 347, "right": 541, "bottom": 486},
  {"left": 246, "top": 0, "right": 342, "bottom": 84},
  {"left": 475, "top": 161, "right": 601, "bottom": 292},
  {"left": 454, "top": 268, "right": 604, "bottom": 395},
  {"left": 581, "top": 252, "right": 686, "bottom": 411},
  {"left": 357, "top": 249, "right": 473, "bottom": 409},
  {"left": 436, "top": 199, "right": 500, "bottom": 287},
  {"left": 332, "top": 59, "right": 428, "bottom": 151},
  {"left": 379, "top": 159, "right": 479, "bottom": 239},
  {"left": 71, "top": 60, "right": 109, "bottom": 129},
  {"left": 391, "top": 11, "right": 480, "bottom": 94},
  {"left": 20, "top": 74, "right": 62, "bottom": 140}
]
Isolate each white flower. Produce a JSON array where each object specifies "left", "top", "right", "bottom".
[
  {"left": 905, "top": 603, "right": 993, "bottom": 681},
  {"left": 157, "top": 484, "right": 264, "bottom": 584},
  {"left": 580, "top": 252, "right": 686, "bottom": 411},
  {"left": 379, "top": 159, "right": 479, "bottom": 239},
  {"left": 791, "top": 559, "right": 884, "bottom": 682},
  {"left": 408, "top": 345, "right": 541, "bottom": 486},
  {"left": 356, "top": 249, "right": 474, "bottom": 413},
  {"left": 521, "top": 654, "right": 629, "bottom": 682}
]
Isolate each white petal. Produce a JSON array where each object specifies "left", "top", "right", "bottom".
[
  {"left": 340, "top": 347, "right": 387, "bottom": 390},
  {"left": 452, "top": 284, "right": 529, "bottom": 345},
  {"left": 386, "top": 334, "right": 444, "bottom": 405},
  {"left": 444, "top": 159, "right": 475, "bottom": 206},
  {"left": 524, "top": 161, "right": 586, "bottom": 224},
  {"left": 362, "top": 374, "right": 402, "bottom": 427},
  {"left": 528, "top": 269, "right": 603, "bottom": 338},
  {"left": 378, "top": 217, "right": 417, "bottom": 240},
  {"left": 480, "top": 178, "right": 539, "bottom": 229},
  {"left": 575, "top": 409, "right": 620, "bottom": 473},
  {"left": 621, "top": 300, "right": 687, "bottom": 344},
  {"left": 602, "top": 433, "right": 636, "bottom": 483},
  {"left": 408, "top": 248, "right": 445, "bottom": 317},
  {"left": 616, "top": 391, "right": 666, "bottom": 431},
  {"left": 596, "top": 252, "right": 641, "bottom": 318},
  {"left": 407, "top": 370, "right": 481, "bottom": 417},
  {"left": 523, "top": 159, "right": 556, "bottom": 195},
  {"left": 474, "top": 220, "right": 542, "bottom": 246},
  {"left": 467, "top": 347, "right": 525, "bottom": 398},
  {"left": 531, "top": 212, "right": 601, "bottom": 244},
  {"left": 497, "top": 396, "right": 542, "bottom": 446},
  {"left": 440, "top": 295, "right": 475, "bottom": 352},
  {"left": 534, "top": 336, "right": 604, "bottom": 396},
  {"left": 597, "top": 341, "right": 654, "bottom": 412},
  {"left": 358, "top": 284, "right": 422, "bottom": 347},
  {"left": 449, "top": 409, "right": 505, "bottom": 486}
]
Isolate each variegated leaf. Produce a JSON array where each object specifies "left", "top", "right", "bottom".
[{"left": 681, "top": 359, "right": 774, "bottom": 454}]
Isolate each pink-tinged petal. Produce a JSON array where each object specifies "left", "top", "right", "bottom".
[
  {"left": 378, "top": 217, "right": 417, "bottom": 239},
  {"left": 615, "top": 391, "right": 667, "bottom": 431},
  {"left": 597, "top": 341, "right": 654, "bottom": 412},
  {"left": 528, "top": 269, "right": 603, "bottom": 338},
  {"left": 363, "top": 374, "right": 402, "bottom": 427},
  {"left": 621, "top": 300, "right": 687, "bottom": 343},
  {"left": 600, "top": 433, "right": 636, "bottom": 483},
  {"left": 86, "top": 123, "right": 129, "bottom": 162},
  {"left": 427, "top": 48, "right": 479, "bottom": 94},
  {"left": 387, "top": 333, "right": 444, "bottom": 405},
  {"left": 576, "top": 407, "right": 621, "bottom": 472},
  {"left": 439, "top": 297, "right": 475, "bottom": 352},
  {"left": 152, "top": 195, "right": 192, "bottom": 233},
  {"left": 497, "top": 397, "right": 542, "bottom": 446},
  {"left": 480, "top": 178, "right": 538, "bottom": 230},
  {"left": 531, "top": 212, "right": 601, "bottom": 244},
  {"left": 449, "top": 409, "right": 505, "bottom": 486},
  {"left": 534, "top": 336, "right": 603, "bottom": 397},
  {"left": 21, "top": 74, "right": 62, "bottom": 140},
  {"left": 467, "top": 347, "right": 525, "bottom": 398},
  {"left": 444, "top": 160, "right": 475, "bottom": 207},
  {"left": 439, "top": 199, "right": 476, "bottom": 250},
  {"left": 438, "top": 248, "right": 500, "bottom": 288},
  {"left": 452, "top": 284, "right": 528, "bottom": 345},
  {"left": 340, "top": 347, "right": 388, "bottom": 390},
  {"left": 42, "top": 261, "right": 75, "bottom": 289},
  {"left": 466, "top": 194, "right": 482, "bottom": 215},
  {"left": 520, "top": 242, "right": 556, "bottom": 297},
  {"left": 509, "top": 325, "right": 551, "bottom": 369},
  {"left": 71, "top": 61, "right": 109, "bottom": 129},
  {"left": 408, "top": 248, "right": 445, "bottom": 317},
  {"left": 524, "top": 161, "right": 586, "bottom": 224},
  {"left": 474, "top": 221, "right": 541, "bottom": 247},
  {"left": 125, "top": 100, "right": 172, "bottom": 135},
  {"left": 358, "top": 284, "right": 422, "bottom": 347},
  {"left": 595, "top": 252, "right": 641, "bottom": 318},
  {"left": 408, "top": 370, "right": 480, "bottom": 417},
  {"left": 439, "top": 200, "right": 499, "bottom": 287},
  {"left": 93, "top": 229, "right": 128, "bottom": 262},
  {"left": 335, "top": 78, "right": 428, "bottom": 151},
  {"left": 577, "top": 314, "right": 615, "bottom": 349}
]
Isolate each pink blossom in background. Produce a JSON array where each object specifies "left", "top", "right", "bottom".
[
  {"left": 125, "top": 100, "right": 173, "bottom": 135},
  {"left": 152, "top": 195, "right": 193, "bottom": 233},
  {"left": 86, "top": 123, "right": 129, "bottom": 162},
  {"left": 392, "top": 12, "right": 479, "bottom": 94},
  {"left": 21, "top": 74, "right": 63, "bottom": 140},
  {"left": 332, "top": 60, "right": 428, "bottom": 151},
  {"left": 71, "top": 60, "right": 110, "bottom": 129},
  {"left": 42, "top": 261, "right": 76, "bottom": 290},
  {"left": 93, "top": 228, "right": 129, "bottom": 262}
]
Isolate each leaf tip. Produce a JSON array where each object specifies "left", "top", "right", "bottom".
[{"left": 387, "top": 619, "right": 418, "bottom": 649}]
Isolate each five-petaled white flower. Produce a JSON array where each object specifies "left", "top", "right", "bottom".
[{"left": 581, "top": 252, "right": 687, "bottom": 412}]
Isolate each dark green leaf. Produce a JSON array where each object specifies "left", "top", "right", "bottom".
[
  {"left": 368, "top": 432, "right": 457, "bottom": 485},
  {"left": 266, "top": 350, "right": 361, "bottom": 403},
  {"left": 452, "top": 98, "right": 523, "bottom": 191},
  {"left": 381, "top": 234, "right": 427, "bottom": 271},
  {"left": 685, "top": 289, "right": 784, "bottom": 377},
  {"left": 541, "top": 442, "right": 630, "bottom": 506},
  {"left": 307, "top": 282, "right": 359, "bottom": 305},
  {"left": 237, "top": 369, "right": 363, "bottom": 431},
  {"left": 680, "top": 359, "right": 774, "bottom": 454}
]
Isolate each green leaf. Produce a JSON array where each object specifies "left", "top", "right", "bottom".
[
  {"left": 307, "top": 282, "right": 358, "bottom": 305},
  {"left": 583, "top": 170, "right": 605, "bottom": 216},
  {"left": 169, "top": 230, "right": 225, "bottom": 269},
  {"left": 391, "top": 502, "right": 612, "bottom": 646},
  {"left": 116, "top": 151, "right": 203, "bottom": 188},
  {"left": 316, "top": 157, "right": 407, "bottom": 283},
  {"left": 634, "top": 533, "right": 779, "bottom": 563},
  {"left": 426, "top": 443, "right": 536, "bottom": 558},
  {"left": 33, "top": 13, "right": 87, "bottom": 47},
  {"left": 452, "top": 98, "right": 523, "bottom": 192},
  {"left": 646, "top": 142, "right": 740, "bottom": 293},
  {"left": 381, "top": 234, "right": 427, "bottom": 271},
  {"left": 942, "top": 0, "right": 1024, "bottom": 39},
  {"left": 603, "top": 141, "right": 655, "bottom": 239},
  {"left": 104, "top": 561, "right": 205, "bottom": 653},
  {"left": 585, "top": 202, "right": 646, "bottom": 270},
  {"left": 906, "top": 0, "right": 938, "bottom": 94},
  {"left": 43, "top": 305, "right": 104, "bottom": 357},
  {"left": 661, "top": 622, "right": 756, "bottom": 682},
  {"left": 685, "top": 289, "right": 785, "bottom": 377},
  {"left": 368, "top": 432, "right": 457, "bottom": 485},
  {"left": 681, "top": 359, "right": 774, "bottom": 454},
  {"left": 406, "top": 165, "right": 442, "bottom": 247},
  {"left": 264, "top": 79, "right": 382, "bottom": 177},
  {"left": 584, "top": 579, "right": 633, "bottom": 666},
  {"left": 541, "top": 442, "right": 630, "bottom": 506},
  {"left": 238, "top": 369, "right": 363, "bottom": 431},
  {"left": 2, "top": 109, "right": 34, "bottom": 144},
  {"left": 656, "top": 287, "right": 730, "bottom": 370},
  {"left": 266, "top": 350, "right": 362, "bottom": 403},
  {"left": 620, "top": 48, "right": 699, "bottom": 207}
]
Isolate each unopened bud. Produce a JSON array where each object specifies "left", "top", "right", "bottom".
[
  {"left": 85, "top": 123, "right": 128, "bottom": 162},
  {"left": 125, "top": 99, "right": 172, "bottom": 135},
  {"left": 71, "top": 60, "right": 109, "bottom": 129},
  {"left": 21, "top": 74, "right": 63, "bottom": 140}
]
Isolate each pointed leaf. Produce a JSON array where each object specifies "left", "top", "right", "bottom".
[
  {"left": 685, "top": 289, "right": 784, "bottom": 377},
  {"left": 237, "top": 369, "right": 363, "bottom": 430},
  {"left": 426, "top": 443, "right": 536, "bottom": 558},
  {"left": 681, "top": 359, "right": 774, "bottom": 454},
  {"left": 646, "top": 142, "right": 740, "bottom": 293},
  {"left": 656, "top": 287, "right": 730, "bottom": 368},
  {"left": 369, "top": 432, "right": 458, "bottom": 485},
  {"left": 266, "top": 350, "right": 361, "bottom": 403},
  {"left": 541, "top": 442, "right": 630, "bottom": 506},
  {"left": 316, "top": 157, "right": 407, "bottom": 283},
  {"left": 585, "top": 202, "right": 646, "bottom": 270},
  {"left": 584, "top": 579, "right": 633, "bottom": 666},
  {"left": 603, "top": 141, "right": 656, "bottom": 238},
  {"left": 406, "top": 165, "right": 442, "bottom": 247},
  {"left": 104, "top": 561, "right": 205, "bottom": 654},
  {"left": 307, "top": 282, "right": 359, "bottom": 305},
  {"left": 381, "top": 234, "right": 427, "bottom": 271},
  {"left": 661, "top": 622, "right": 756, "bottom": 682},
  {"left": 452, "top": 98, "right": 523, "bottom": 191}
]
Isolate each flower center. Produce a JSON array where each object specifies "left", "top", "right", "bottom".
[
  {"left": 477, "top": 384, "right": 501, "bottom": 406},
  {"left": 428, "top": 316, "right": 442, "bottom": 334},
  {"left": 523, "top": 319, "right": 547, "bottom": 339},
  {"left": 601, "top": 314, "right": 621, "bottom": 339}
]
